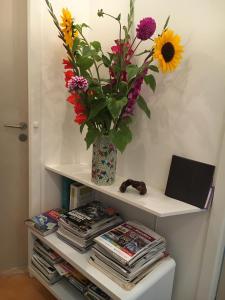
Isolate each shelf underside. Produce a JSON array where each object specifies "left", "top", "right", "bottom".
[{"left": 45, "top": 163, "right": 202, "bottom": 217}]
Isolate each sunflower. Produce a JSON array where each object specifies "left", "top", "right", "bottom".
[
  {"left": 60, "top": 8, "right": 78, "bottom": 48},
  {"left": 153, "top": 29, "right": 183, "bottom": 73}
]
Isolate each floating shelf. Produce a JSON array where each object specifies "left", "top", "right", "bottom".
[
  {"left": 29, "top": 266, "right": 84, "bottom": 300},
  {"left": 45, "top": 163, "right": 202, "bottom": 217},
  {"left": 30, "top": 229, "right": 175, "bottom": 300}
]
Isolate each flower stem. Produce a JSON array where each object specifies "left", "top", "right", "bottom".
[{"left": 79, "top": 31, "right": 103, "bottom": 94}]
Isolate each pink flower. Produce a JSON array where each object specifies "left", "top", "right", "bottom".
[
  {"left": 68, "top": 76, "right": 89, "bottom": 92},
  {"left": 136, "top": 17, "right": 156, "bottom": 40}
]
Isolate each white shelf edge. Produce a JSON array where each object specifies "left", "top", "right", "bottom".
[
  {"left": 29, "top": 266, "right": 84, "bottom": 300},
  {"left": 29, "top": 229, "right": 175, "bottom": 300},
  {"left": 45, "top": 163, "right": 203, "bottom": 217}
]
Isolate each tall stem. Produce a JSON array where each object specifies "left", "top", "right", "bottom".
[{"left": 79, "top": 32, "right": 103, "bottom": 94}]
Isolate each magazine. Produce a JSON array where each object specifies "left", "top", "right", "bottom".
[
  {"left": 33, "top": 239, "right": 62, "bottom": 265},
  {"left": 92, "top": 243, "right": 166, "bottom": 278},
  {"left": 25, "top": 208, "right": 66, "bottom": 236},
  {"left": 94, "top": 221, "right": 165, "bottom": 266},
  {"left": 89, "top": 255, "right": 166, "bottom": 290},
  {"left": 84, "top": 284, "right": 111, "bottom": 300},
  {"left": 63, "top": 201, "right": 119, "bottom": 230}
]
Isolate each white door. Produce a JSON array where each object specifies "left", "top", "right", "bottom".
[{"left": 0, "top": 0, "right": 28, "bottom": 272}]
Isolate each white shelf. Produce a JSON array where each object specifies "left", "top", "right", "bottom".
[
  {"left": 29, "top": 266, "right": 84, "bottom": 300},
  {"left": 30, "top": 229, "right": 175, "bottom": 300},
  {"left": 45, "top": 163, "right": 202, "bottom": 217}
]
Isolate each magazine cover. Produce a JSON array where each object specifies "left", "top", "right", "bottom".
[
  {"left": 64, "top": 201, "right": 118, "bottom": 228},
  {"left": 94, "top": 221, "right": 164, "bottom": 264}
]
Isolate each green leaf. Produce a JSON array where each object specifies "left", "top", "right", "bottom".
[
  {"left": 81, "top": 23, "right": 90, "bottom": 29},
  {"left": 102, "top": 55, "right": 111, "bottom": 67},
  {"left": 89, "top": 100, "right": 107, "bottom": 120},
  {"left": 123, "top": 25, "right": 130, "bottom": 41},
  {"left": 90, "top": 41, "right": 101, "bottom": 52},
  {"left": 118, "top": 81, "right": 128, "bottom": 95},
  {"left": 149, "top": 65, "right": 159, "bottom": 73},
  {"left": 116, "top": 13, "right": 121, "bottom": 21},
  {"left": 72, "top": 37, "right": 80, "bottom": 52},
  {"left": 80, "top": 123, "right": 85, "bottom": 134},
  {"left": 135, "top": 50, "right": 151, "bottom": 57},
  {"left": 110, "top": 124, "right": 132, "bottom": 152},
  {"left": 144, "top": 74, "right": 156, "bottom": 92},
  {"left": 163, "top": 16, "right": 170, "bottom": 30},
  {"left": 85, "top": 126, "right": 99, "bottom": 149},
  {"left": 107, "top": 97, "right": 128, "bottom": 120},
  {"left": 126, "top": 64, "right": 139, "bottom": 81},
  {"left": 77, "top": 56, "right": 94, "bottom": 70},
  {"left": 82, "top": 45, "right": 92, "bottom": 56},
  {"left": 137, "top": 95, "right": 151, "bottom": 119}
]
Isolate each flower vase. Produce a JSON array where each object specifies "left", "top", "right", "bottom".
[{"left": 91, "top": 136, "right": 117, "bottom": 185}]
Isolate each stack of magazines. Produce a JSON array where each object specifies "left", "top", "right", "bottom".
[
  {"left": 90, "top": 221, "right": 167, "bottom": 290},
  {"left": 31, "top": 239, "right": 62, "bottom": 284},
  {"left": 57, "top": 201, "right": 123, "bottom": 252}
]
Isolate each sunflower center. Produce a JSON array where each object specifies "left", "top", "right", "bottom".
[{"left": 161, "top": 42, "right": 175, "bottom": 62}]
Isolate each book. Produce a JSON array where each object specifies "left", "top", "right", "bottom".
[
  {"left": 94, "top": 221, "right": 165, "bottom": 266},
  {"left": 25, "top": 208, "right": 65, "bottom": 236},
  {"left": 70, "top": 182, "right": 93, "bottom": 210},
  {"left": 165, "top": 155, "right": 215, "bottom": 209}
]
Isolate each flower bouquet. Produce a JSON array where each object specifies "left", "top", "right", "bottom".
[{"left": 45, "top": 0, "right": 183, "bottom": 185}]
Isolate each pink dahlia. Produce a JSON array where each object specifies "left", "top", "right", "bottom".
[
  {"left": 68, "top": 76, "right": 88, "bottom": 92},
  {"left": 136, "top": 17, "right": 156, "bottom": 40}
]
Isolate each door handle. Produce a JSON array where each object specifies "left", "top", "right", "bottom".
[{"left": 4, "top": 122, "right": 27, "bottom": 130}]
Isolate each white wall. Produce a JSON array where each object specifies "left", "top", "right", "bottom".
[{"left": 29, "top": 0, "right": 225, "bottom": 299}]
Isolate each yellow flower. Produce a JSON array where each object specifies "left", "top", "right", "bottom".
[
  {"left": 60, "top": 8, "right": 78, "bottom": 48},
  {"left": 153, "top": 29, "right": 183, "bottom": 73}
]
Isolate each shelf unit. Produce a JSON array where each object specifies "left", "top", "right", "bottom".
[
  {"left": 29, "top": 229, "right": 176, "bottom": 300},
  {"left": 45, "top": 163, "right": 202, "bottom": 217},
  {"left": 29, "top": 266, "right": 85, "bottom": 300}
]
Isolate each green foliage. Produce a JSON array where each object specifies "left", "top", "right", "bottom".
[
  {"left": 107, "top": 97, "right": 128, "bottom": 120},
  {"left": 137, "top": 96, "right": 151, "bottom": 118},
  {"left": 118, "top": 82, "right": 128, "bottom": 95},
  {"left": 144, "top": 74, "right": 156, "bottom": 92},
  {"left": 88, "top": 99, "right": 107, "bottom": 120},
  {"left": 149, "top": 65, "right": 159, "bottom": 73},
  {"left": 110, "top": 123, "right": 132, "bottom": 152},
  {"left": 72, "top": 37, "right": 80, "bottom": 52},
  {"left": 77, "top": 56, "right": 94, "bottom": 70},
  {"left": 102, "top": 55, "right": 111, "bottom": 67},
  {"left": 85, "top": 126, "right": 99, "bottom": 149},
  {"left": 163, "top": 16, "right": 170, "bottom": 30},
  {"left": 90, "top": 41, "right": 102, "bottom": 52},
  {"left": 126, "top": 65, "right": 139, "bottom": 81}
]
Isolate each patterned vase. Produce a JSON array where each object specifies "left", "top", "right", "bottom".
[{"left": 91, "top": 135, "right": 117, "bottom": 185}]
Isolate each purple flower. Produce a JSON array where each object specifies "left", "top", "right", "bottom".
[
  {"left": 123, "top": 69, "right": 148, "bottom": 117},
  {"left": 68, "top": 76, "right": 88, "bottom": 92},
  {"left": 136, "top": 17, "right": 156, "bottom": 40}
]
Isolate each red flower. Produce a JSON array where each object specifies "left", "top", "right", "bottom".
[
  {"left": 75, "top": 113, "right": 87, "bottom": 124},
  {"left": 64, "top": 70, "right": 74, "bottom": 88},
  {"left": 67, "top": 93, "right": 80, "bottom": 105},
  {"left": 74, "top": 102, "right": 85, "bottom": 114},
  {"left": 63, "top": 59, "right": 73, "bottom": 69}
]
